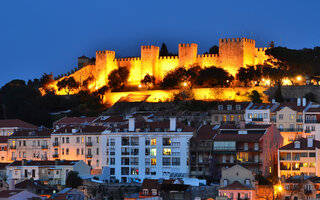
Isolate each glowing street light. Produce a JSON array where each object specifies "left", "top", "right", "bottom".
[
  {"left": 183, "top": 82, "right": 187, "bottom": 86},
  {"left": 138, "top": 84, "right": 142, "bottom": 88},
  {"left": 265, "top": 80, "right": 271, "bottom": 85},
  {"left": 296, "top": 76, "right": 302, "bottom": 81}
]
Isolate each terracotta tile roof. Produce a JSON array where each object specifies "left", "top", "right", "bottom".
[
  {"left": 54, "top": 117, "right": 97, "bottom": 125},
  {"left": 220, "top": 124, "right": 270, "bottom": 130},
  {"left": 273, "top": 102, "right": 307, "bottom": 112},
  {"left": 0, "top": 119, "right": 37, "bottom": 129},
  {"left": 191, "top": 125, "right": 218, "bottom": 141},
  {"left": 248, "top": 103, "right": 274, "bottom": 110},
  {"left": 141, "top": 179, "right": 162, "bottom": 190},
  {"left": 9, "top": 129, "right": 52, "bottom": 138},
  {"left": 8, "top": 160, "right": 80, "bottom": 167},
  {"left": 0, "top": 136, "right": 8, "bottom": 143},
  {"left": 280, "top": 138, "right": 320, "bottom": 150},
  {"left": 220, "top": 181, "right": 252, "bottom": 190},
  {"left": 93, "top": 116, "right": 126, "bottom": 123},
  {"left": 110, "top": 121, "right": 194, "bottom": 132},
  {"left": 285, "top": 175, "right": 308, "bottom": 183},
  {"left": 0, "top": 190, "right": 24, "bottom": 198},
  {"left": 54, "top": 125, "right": 108, "bottom": 134},
  {"left": 214, "top": 133, "right": 264, "bottom": 142}
]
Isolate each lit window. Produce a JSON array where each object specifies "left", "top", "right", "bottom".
[
  {"left": 151, "top": 158, "right": 156, "bottom": 165},
  {"left": 143, "top": 189, "right": 148, "bottom": 195},
  {"left": 151, "top": 148, "right": 156, "bottom": 156},
  {"left": 151, "top": 139, "right": 156, "bottom": 146},
  {"left": 163, "top": 148, "right": 171, "bottom": 156}
]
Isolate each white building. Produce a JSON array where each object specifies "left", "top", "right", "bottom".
[
  {"left": 6, "top": 160, "right": 90, "bottom": 186},
  {"left": 245, "top": 103, "right": 278, "bottom": 124},
  {"left": 103, "top": 118, "right": 194, "bottom": 183}
]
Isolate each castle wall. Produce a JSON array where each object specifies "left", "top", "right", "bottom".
[
  {"left": 117, "top": 57, "right": 141, "bottom": 85},
  {"left": 242, "top": 38, "right": 256, "bottom": 67},
  {"left": 178, "top": 43, "right": 198, "bottom": 67},
  {"left": 95, "top": 50, "right": 117, "bottom": 87},
  {"left": 158, "top": 56, "right": 179, "bottom": 80},
  {"left": 196, "top": 54, "right": 220, "bottom": 69},
  {"left": 255, "top": 47, "right": 269, "bottom": 65}
]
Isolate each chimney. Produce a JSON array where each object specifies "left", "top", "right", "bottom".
[
  {"left": 300, "top": 173, "right": 305, "bottom": 182},
  {"left": 170, "top": 118, "right": 177, "bottom": 131},
  {"left": 307, "top": 136, "right": 313, "bottom": 147},
  {"left": 272, "top": 99, "right": 276, "bottom": 104},
  {"left": 297, "top": 98, "right": 301, "bottom": 106},
  {"left": 302, "top": 98, "right": 307, "bottom": 106},
  {"left": 239, "top": 120, "right": 245, "bottom": 130},
  {"left": 9, "top": 179, "right": 15, "bottom": 190},
  {"left": 129, "top": 118, "right": 135, "bottom": 132}
]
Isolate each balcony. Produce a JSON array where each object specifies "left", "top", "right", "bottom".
[
  {"left": 279, "top": 128, "right": 303, "bottom": 132},
  {"left": 252, "top": 118, "right": 264, "bottom": 122},
  {"left": 130, "top": 162, "right": 139, "bottom": 165},
  {"left": 86, "top": 154, "right": 92, "bottom": 158},
  {"left": 10, "top": 145, "right": 16, "bottom": 149},
  {"left": 86, "top": 142, "right": 92, "bottom": 147},
  {"left": 304, "top": 189, "right": 312, "bottom": 194},
  {"left": 41, "top": 145, "right": 48, "bottom": 149},
  {"left": 213, "top": 147, "right": 236, "bottom": 151},
  {"left": 11, "top": 157, "right": 16, "bottom": 161},
  {"left": 305, "top": 129, "right": 312, "bottom": 133},
  {"left": 305, "top": 119, "right": 320, "bottom": 123},
  {"left": 121, "top": 152, "right": 130, "bottom": 155},
  {"left": 52, "top": 154, "right": 59, "bottom": 158},
  {"left": 52, "top": 142, "right": 59, "bottom": 147},
  {"left": 296, "top": 119, "right": 303, "bottom": 122}
]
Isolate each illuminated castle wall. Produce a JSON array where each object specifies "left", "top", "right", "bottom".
[{"left": 57, "top": 37, "right": 269, "bottom": 91}]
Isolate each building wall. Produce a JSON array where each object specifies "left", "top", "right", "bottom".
[{"left": 220, "top": 165, "right": 256, "bottom": 188}]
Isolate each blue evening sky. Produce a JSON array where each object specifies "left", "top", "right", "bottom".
[{"left": 0, "top": 0, "right": 319, "bottom": 87}]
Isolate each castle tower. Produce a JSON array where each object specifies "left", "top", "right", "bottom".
[
  {"left": 141, "top": 45, "right": 160, "bottom": 81},
  {"left": 95, "top": 50, "right": 116, "bottom": 86},
  {"left": 219, "top": 38, "right": 256, "bottom": 76},
  {"left": 178, "top": 43, "right": 198, "bottom": 67}
]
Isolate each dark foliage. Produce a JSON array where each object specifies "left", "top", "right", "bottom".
[
  {"left": 159, "top": 43, "right": 177, "bottom": 56},
  {"left": 141, "top": 74, "right": 155, "bottom": 89},
  {"left": 108, "top": 66, "right": 129, "bottom": 91},
  {"left": 57, "top": 77, "right": 79, "bottom": 95},
  {"left": 249, "top": 90, "right": 263, "bottom": 103},
  {"left": 66, "top": 171, "right": 82, "bottom": 188}
]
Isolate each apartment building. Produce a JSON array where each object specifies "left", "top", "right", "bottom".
[
  {"left": 8, "top": 128, "right": 52, "bottom": 162},
  {"left": 211, "top": 102, "right": 251, "bottom": 125},
  {"left": 219, "top": 165, "right": 256, "bottom": 200},
  {"left": 51, "top": 125, "right": 108, "bottom": 172},
  {"left": 189, "top": 124, "right": 218, "bottom": 180},
  {"left": 278, "top": 137, "right": 320, "bottom": 178},
  {"left": 91, "top": 115, "right": 127, "bottom": 127},
  {"left": 213, "top": 122, "right": 283, "bottom": 176},
  {"left": 304, "top": 104, "right": 320, "bottom": 141},
  {"left": 0, "top": 137, "right": 8, "bottom": 162},
  {"left": 6, "top": 159, "right": 90, "bottom": 186},
  {"left": 245, "top": 103, "right": 278, "bottom": 124},
  {"left": 104, "top": 118, "right": 194, "bottom": 183},
  {"left": 0, "top": 119, "right": 37, "bottom": 136}
]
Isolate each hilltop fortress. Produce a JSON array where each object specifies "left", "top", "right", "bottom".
[{"left": 54, "top": 37, "right": 270, "bottom": 92}]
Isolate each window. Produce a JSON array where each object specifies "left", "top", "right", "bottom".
[
  {"left": 163, "top": 148, "right": 171, "bottom": 155},
  {"left": 163, "top": 158, "right": 170, "bottom": 166},
  {"left": 143, "top": 189, "right": 149, "bottom": 195},
  {"left": 96, "top": 137, "right": 99, "bottom": 143},
  {"left": 96, "top": 148, "right": 99, "bottom": 155},
  {"left": 62, "top": 137, "right": 65, "bottom": 143},
  {"left": 279, "top": 114, "right": 283, "bottom": 120},
  {"left": 81, "top": 137, "right": 84, "bottom": 143},
  {"left": 151, "top": 189, "right": 157, "bottom": 196},
  {"left": 290, "top": 124, "right": 294, "bottom": 130},
  {"left": 151, "top": 158, "right": 156, "bottom": 165},
  {"left": 66, "top": 137, "right": 69, "bottom": 143},
  {"left": 264, "top": 113, "right": 268, "bottom": 119},
  {"left": 163, "top": 138, "right": 171, "bottom": 146},
  {"left": 66, "top": 148, "right": 69, "bottom": 155},
  {"left": 227, "top": 105, "right": 232, "bottom": 110},
  {"left": 76, "top": 137, "right": 80, "bottom": 143},
  {"left": 110, "top": 139, "right": 115, "bottom": 146},
  {"left": 81, "top": 148, "right": 84, "bottom": 155},
  {"left": 244, "top": 143, "right": 248, "bottom": 150},
  {"left": 110, "top": 168, "right": 115, "bottom": 175},
  {"left": 218, "top": 105, "right": 223, "bottom": 110},
  {"left": 248, "top": 113, "right": 252, "bottom": 119},
  {"left": 236, "top": 105, "right": 241, "bottom": 110},
  {"left": 245, "top": 179, "right": 250, "bottom": 186},
  {"left": 151, "top": 148, "right": 156, "bottom": 156},
  {"left": 23, "top": 141, "right": 26, "bottom": 146},
  {"left": 56, "top": 170, "right": 59, "bottom": 175},
  {"left": 151, "top": 139, "right": 156, "bottom": 146},
  {"left": 145, "top": 139, "right": 150, "bottom": 146},
  {"left": 96, "top": 160, "right": 99, "bottom": 167},
  {"left": 145, "top": 168, "right": 150, "bottom": 175},
  {"left": 290, "top": 114, "right": 294, "bottom": 120},
  {"left": 294, "top": 141, "right": 300, "bottom": 149},
  {"left": 62, "top": 148, "right": 64, "bottom": 155},
  {"left": 145, "top": 148, "right": 150, "bottom": 156},
  {"left": 230, "top": 115, "right": 234, "bottom": 122},
  {"left": 254, "top": 142, "right": 259, "bottom": 150},
  {"left": 172, "top": 158, "right": 180, "bottom": 166},
  {"left": 76, "top": 149, "right": 79, "bottom": 155},
  {"left": 110, "top": 158, "right": 115, "bottom": 165},
  {"left": 223, "top": 179, "right": 228, "bottom": 187}
]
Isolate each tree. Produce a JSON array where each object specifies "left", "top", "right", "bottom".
[
  {"left": 66, "top": 171, "right": 82, "bottom": 188},
  {"left": 209, "top": 45, "right": 219, "bottom": 54},
  {"left": 160, "top": 43, "right": 169, "bottom": 56},
  {"left": 108, "top": 66, "right": 129, "bottom": 91},
  {"left": 249, "top": 90, "right": 263, "bottom": 103},
  {"left": 304, "top": 92, "right": 317, "bottom": 103},
  {"left": 198, "top": 66, "right": 234, "bottom": 87},
  {"left": 160, "top": 67, "right": 188, "bottom": 88},
  {"left": 57, "top": 77, "right": 79, "bottom": 95},
  {"left": 141, "top": 74, "right": 155, "bottom": 89},
  {"left": 82, "top": 75, "right": 94, "bottom": 90}
]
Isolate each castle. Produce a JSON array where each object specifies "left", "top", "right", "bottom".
[{"left": 55, "top": 37, "right": 269, "bottom": 92}]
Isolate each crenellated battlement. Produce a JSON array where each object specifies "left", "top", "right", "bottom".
[
  {"left": 159, "top": 56, "right": 179, "bottom": 60},
  {"left": 255, "top": 47, "right": 268, "bottom": 52},
  {"left": 96, "top": 50, "right": 115, "bottom": 55},
  {"left": 197, "top": 54, "right": 219, "bottom": 58},
  {"left": 116, "top": 57, "right": 141, "bottom": 62},
  {"left": 141, "top": 45, "right": 159, "bottom": 50},
  {"left": 219, "top": 37, "right": 255, "bottom": 43},
  {"left": 179, "top": 43, "right": 197, "bottom": 47}
]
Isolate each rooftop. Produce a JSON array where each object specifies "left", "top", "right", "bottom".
[
  {"left": 191, "top": 125, "right": 218, "bottom": 141},
  {"left": 0, "top": 119, "right": 37, "bottom": 129},
  {"left": 9, "top": 129, "right": 52, "bottom": 138},
  {"left": 220, "top": 181, "right": 252, "bottom": 190},
  {"left": 54, "top": 117, "right": 97, "bottom": 125},
  {"left": 248, "top": 103, "right": 274, "bottom": 110},
  {"left": 54, "top": 125, "right": 108, "bottom": 134},
  {"left": 280, "top": 138, "right": 320, "bottom": 150},
  {"left": 8, "top": 160, "right": 80, "bottom": 167},
  {"left": 109, "top": 121, "right": 194, "bottom": 132},
  {"left": 273, "top": 102, "right": 307, "bottom": 112}
]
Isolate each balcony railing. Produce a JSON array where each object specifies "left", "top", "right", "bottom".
[
  {"left": 252, "top": 118, "right": 264, "bottom": 122},
  {"left": 41, "top": 145, "right": 48, "bottom": 149},
  {"left": 305, "top": 119, "right": 320, "bottom": 123},
  {"left": 296, "top": 119, "right": 303, "bottom": 122},
  {"left": 130, "top": 162, "right": 139, "bottom": 165},
  {"left": 305, "top": 129, "right": 312, "bottom": 133},
  {"left": 11, "top": 157, "right": 16, "bottom": 161},
  {"left": 10, "top": 146, "right": 16, "bottom": 149},
  {"left": 279, "top": 128, "right": 303, "bottom": 132},
  {"left": 86, "top": 154, "right": 92, "bottom": 158},
  {"left": 52, "top": 154, "right": 59, "bottom": 158},
  {"left": 52, "top": 142, "right": 59, "bottom": 147},
  {"left": 213, "top": 147, "right": 236, "bottom": 151},
  {"left": 86, "top": 142, "right": 92, "bottom": 146}
]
